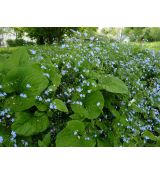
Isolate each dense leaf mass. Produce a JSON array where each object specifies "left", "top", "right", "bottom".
[{"left": 0, "top": 30, "right": 160, "bottom": 147}]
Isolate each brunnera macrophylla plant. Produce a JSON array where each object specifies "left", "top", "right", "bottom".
[{"left": 0, "top": 30, "right": 160, "bottom": 147}]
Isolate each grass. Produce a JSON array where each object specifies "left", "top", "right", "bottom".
[
  {"left": 0, "top": 47, "right": 21, "bottom": 60},
  {"left": 130, "top": 41, "right": 160, "bottom": 51},
  {"left": 0, "top": 47, "right": 17, "bottom": 53},
  {"left": 142, "top": 41, "right": 160, "bottom": 51}
]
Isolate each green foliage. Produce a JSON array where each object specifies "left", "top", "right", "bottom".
[
  {"left": 0, "top": 125, "right": 11, "bottom": 146},
  {"left": 4, "top": 95, "right": 35, "bottom": 112},
  {"left": 53, "top": 99, "right": 68, "bottom": 113},
  {"left": 7, "top": 39, "right": 26, "bottom": 47},
  {"left": 0, "top": 30, "right": 159, "bottom": 147},
  {"left": 3, "top": 67, "right": 49, "bottom": 111},
  {"left": 4, "top": 66, "right": 48, "bottom": 94},
  {"left": 84, "top": 91, "right": 104, "bottom": 119},
  {"left": 123, "top": 27, "right": 160, "bottom": 42},
  {"left": 1, "top": 47, "right": 30, "bottom": 74},
  {"left": 100, "top": 28, "right": 121, "bottom": 41},
  {"left": 56, "top": 120, "right": 96, "bottom": 147},
  {"left": 142, "top": 130, "right": 157, "bottom": 141},
  {"left": 38, "top": 133, "right": 51, "bottom": 147},
  {"left": 98, "top": 75, "right": 128, "bottom": 94},
  {"left": 13, "top": 27, "right": 98, "bottom": 45},
  {"left": 12, "top": 112, "right": 49, "bottom": 136},
  {"left": 14, "top": 27, "right": 76, "bottom": 44},
  {"left": 70, "top": 91, "right": 104, "bottom": 120},
  {"left": 123, "top": 27, "right": 147, "bottom": 42},
  {"left": 149, "top": 28, "right": 160, "bottom": 41},
  {"left": 70, "top": 104, "right": 88, "bottom": 120}
]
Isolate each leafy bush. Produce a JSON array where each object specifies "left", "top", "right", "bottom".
[
  {"left": 0, "top": 31, "right": 160, "bottom": 147},
  {"left": 149, "top": 28, "right": 160, "bottom": 41},
  {"left": 123, "top": 27, "right": 148, "bottom": 42},
  {"left": 6, "top": 39, "right": 34, "bottom": 47},
  {"left": 123, "top": 27, "right": 160, "bottom": 42},
  {"left": 14, "top": 27, "right": 98, "bottom": 45}
]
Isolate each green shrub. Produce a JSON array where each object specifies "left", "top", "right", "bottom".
[
  {"left": 149, "top": 28, "right": 160, "bottom": 41},
  {"left": 0, "top": 31, "right": 159, "bottom": 147},
  {"left": 6, "top": 39, "right": 26, "bottom": 47},
  {"left": 123, "top": 27, "right": 147, "bottom": 42},
  {"left": 123, "top": 27, "right": 160, "bottom": 42},
  {"left": 6, "top": 39, "right": 34, "bottom": 47}
]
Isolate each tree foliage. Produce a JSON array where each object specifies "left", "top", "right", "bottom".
[
  {"left": 123, "top": 27, "right": 160, "bottom": 42},
  {"left": 14, "top": 27, "right": 98, "bottom": 45}
]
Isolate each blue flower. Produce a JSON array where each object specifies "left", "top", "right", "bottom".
[
  {"left": 20, "top": 93, "right": 27, "bottom": 98},
  {"left": 26, "top": 84, "right": 31, "bottom": 88},
  {"left": 30, "top": 50, "right": 36, "bottom": 54},
  {"left": 0, "top": 136, "right": 3, "bottom": 143},
  {"left": 85, "top": 137, "right": 90, "bottom": 141},
  {"left": 43, "top": 73, "right": 50, "bottom": 78},
  {"left": 49, "top": 103, "right": 57, "bottom": 109},
  {"left": 41, "top": 65, "right": 47, "bottom": 70},
  {"left": 76, "top": 87, "right": 82, "bottom": 92},
  {"left": 11, "top": 131, "right": 16, "bottom": 138},
  {"left": 96, "top": 102, "right": 100, "bottom": 107}
]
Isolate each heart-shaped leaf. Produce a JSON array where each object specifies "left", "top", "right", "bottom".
[{"left": 12, "top": 112, "right": 49, "bottom": 136}]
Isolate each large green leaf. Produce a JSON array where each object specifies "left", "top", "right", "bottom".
[
  {"left": 12, "top": 112, "right": 49, "bottom": 136},
  {"left": 3, "top": 66, "right": 49, "bottom": 95},
  {"left": 53, "top": 99, "right": 68, "bottom": 113},
  {"left": 38, "top": 133, "right": 51, "bottom": 147},
  {"left": 142, "top": 130, "right": 157, "bottom": 141},
  {"left": 49, "top": 69, "right": 61, "bottom": 90},
  {"left": 71, "top": 104, "right": 88, "bottom": 118},
  {"left": 84, "top": 91, "right": 104, "bottom": 119},
  {"left": 22, "top": 70, "right": 49, "bottom": 96},
  {"left": 98, "top": 75, "right": 128, "bottom": 94},
  {"left": 69, "top": 114, "right": 85, "bottom": 120},
  {"left": 4, "top": 95, "right": 35, "bottom": 112},
  {"left": 70, "top": 91, "right": 104, "bottom": 120},
  {"left": 3, "top": 66, "right": 48, "bottom": 111},
  {"left": 8, "top": 47, "right": 30, "bottom": 65},
  {"left": 56, "top": 120, "right": 96, "bottom": 147},
  {"left": 1, "top": 48, "right": 30, "bottom": 74},
  {"left": 43, "top": 66, "right": 61, "bottom": 91},
  {"left": 35, "top": 101, "right": 48, "bottom": 112}
]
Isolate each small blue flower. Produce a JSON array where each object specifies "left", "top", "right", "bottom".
[
  {"left": 26, "top": 84, "right": 31, "bottom": 88},
  {"left": 0, "top": 92, "right": 7, "bottom": 97},
  {"left": 0, "top": 136, "right": 3, "bottom": 143},
  {"left": 30, "top": 50, "right": 36, "bottom": 54},
  {"left": 41, "top": 65, "right": 47, "bottom": 70},
  {"left": 76, "top": 87, "right": 82, "bottom": 92},
  {"left": 45, "top": 98, "right": 51, "bottom": 103},
  {"left": 49, "top": 103, "right": 57, "bottom": 109},
  {"left": 84, "top": 32, "right": 88, "bottom": 37},
  {"left": 61, "top": 70, "right": 67, "bottom": 75},
  {"left": 90, "top": 36, "right": 94, "bottom": 41},
  {"left": 73, "top": 130, "right": 78, "bottom": 136},
  {"left": 11, "top": 118, "right": 15, "bottom": 122},
  {"left": 20, "top": 93, "right": 27, "bottom": 98},
  {"left": 11, "top": 131, "right": 16, "bottom": 138},
  {"left": 84, "top": 137, "right": 90, "bottom": 141},
  {"left": 66, "top": 62, "right": 71, "bottom": 69},
  {"left": 43, "top": 73, "right": 50, "bottom": 78},
  {"left": 96, "top": 102, "right": 100, "bottom": 107}
]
